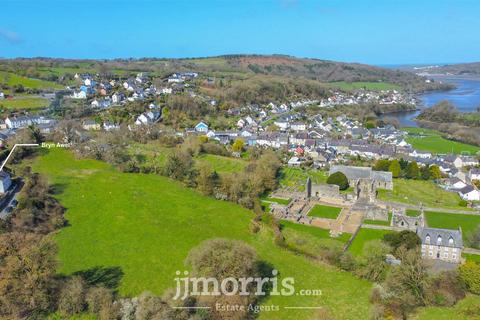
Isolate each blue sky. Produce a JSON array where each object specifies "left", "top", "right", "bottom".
[{"left": 1, "top": 0, "right": 479, "bottom": 65}]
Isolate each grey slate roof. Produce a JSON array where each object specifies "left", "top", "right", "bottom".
[
  {"left": 329, "top": 165, "right": 392, "bottom": 183},
  {"left": 417, "top": 227, "right": 463, "bottom": 248}
]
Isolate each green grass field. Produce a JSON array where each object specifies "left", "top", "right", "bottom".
[
  {"left": 463, "top": 253, "right": 480, "bottom": 263},
  {"left": 0, "top": 96, "right": 50, "bottom": 110},
  {"left": 196, "top": 153, "right": 246, "bottom": 174},
  {"left": 348, "top": 228, "right": 394, "bottom": 256},
  {"left": 127, "top": 143, "right": 246, "bottom": 175},
  {"left": 308, "top": 204, "right": 342, "bottom": 219},
  {"left": 424, "top": 211, "right": 480, "bottom": 240},
  {"left": 32, "top": 149, "right": 374, "bottom": 319},
  {"left": 279, "top": 167, "right": 328, "bottom": 190},
  {"left": 406, "top": 209, "right": 422, "bottom": 217},
  {"left": 377, "top": 179, "right": 469, "bottom": 210},
  {"left": 326, "top": 81, "right": 401, "bottom": 91},
  {"left": 413, "top": 295, "right": 480, "bottom": 320},
  {"left": 0, "top": 71, "right": 63, "bottom": 90},
  {"left": 280, "top": 220, "right": 351, "bottom": 244},
  {"left": 262, "top": 197, "right": 291, "bottom": 205},
  {"left": 403, "top": 127, "right": 480, "bottom": 155},
  {"left": 363, "top": 212, "right": 392, "bottom": 226}
]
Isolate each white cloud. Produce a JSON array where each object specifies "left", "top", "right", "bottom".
[{"left": 0, "top": 28, "right": 21, "bottom": 44}]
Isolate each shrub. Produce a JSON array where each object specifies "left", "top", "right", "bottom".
[
  {"left": 57, "top": 277, "right": 86, "bottom": 316},
  {"left": 459, "top": 261, "right": 480, "bottom": 294},
  {"left": 327, "top": 172, "right": 349, "bottom": 190},
  {"left": 383, "top": 230, "right": 421, "bottom": 252}
]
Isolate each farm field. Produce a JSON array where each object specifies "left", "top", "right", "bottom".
[
  {"left": 403, "top": 127, "right": 480, "bottom": 155},
  {"left": 0, "top": 96, "right": 50, "bottom": 110},
  {"left": 348, "top": 228, "right": 394, "bottom": 256},
  {"left": 424, "top": 211, "right": 480, "bottom": 240},
  {"left": 32, "top": 148, "right": 374, "bottom": 320},
  {"left": 0, "top": 71, "right": 63, "bottom": 90},
  {"left": 326, "top": 81, "right": 401, "bottom": 91},
  {"left": 377, "top": 178, "right": 469, "bottom": 210},
  {"left": 308, "top": 204, "right": 342, "bottom": 219}
]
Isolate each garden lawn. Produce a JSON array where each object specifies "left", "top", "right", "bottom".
[
  {"left": 280, "top": 220, "right": 351, "bottom": 244},
  {"left": 308, "top": 204, "right": 342, "bottom": 219},
  {"left": 363, "top": 212, "right": 392, "bottom": 226},
  {"left": 424, "top": 211, "right": 480, "bottom": 240},
  {"left": 348, "top": 228, "right": 395, "bottom": 256},
  {"left": 32, "top": 148, "right": 373, "bottom": 320},
  {"left": 403, "top": 127, "right": 480, "bottom": 155},
  {"left": 406, "top": 209, "right": 421, "bottom": 217},
  {"left": 0, "top": 96, "right": 50, "bottom": 110},
  {"left": 377, "top": 179, "right": 469, "bottom": 211},
  {"left": 261, "top": 196, "right": 291, "bottom": 205}
]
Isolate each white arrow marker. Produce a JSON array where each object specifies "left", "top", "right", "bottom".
[{"left": 0, "top": 143, "right": 40, "bottom": 171}]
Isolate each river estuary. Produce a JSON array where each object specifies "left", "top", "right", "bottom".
[{"left": 386, "top": 76, "right": 480, "bottom": 127}]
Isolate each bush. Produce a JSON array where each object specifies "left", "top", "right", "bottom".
[
  {"left": 426, "top": 270, "right": 466, "bottom": 306},
  {"left": 57, "top": 277, "right": 86, "bottom": 316},
  {"left": 327, "top": 172, "right": 349, "bottom": 190},
  {"left": 85, "top": 286, "right": 114, "bottom": 316},
  {"left": 383, "top": 230, "right": 421, "bottom": 252},
  {"left": 459, "top": 261, "right": 480, "bottom": 294},
  {"left": 459, "top": 199, "right": 468, "bottom": 207}
]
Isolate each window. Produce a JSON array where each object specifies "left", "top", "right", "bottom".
[
  {"left": 425, "top": 235, "right": 431, "bottom": 244},
  {"left": 449, "top": 237, "right": 454, "bottom": 246},
  {"left": 444, "top": 252, "right": 449, "bottom": 258},
  {"left": 437, "top": 235, "right": 442, "bottom": 245},
  {"left": 452, "top": 254, "right": 457, "bottom": 260},
  {"left": 429, "top": 251, "right": 433, "bottom": 256}
]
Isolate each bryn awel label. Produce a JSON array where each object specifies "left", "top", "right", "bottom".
[{"left": 41, "top": 142, "right": 72, "bottom": 149}]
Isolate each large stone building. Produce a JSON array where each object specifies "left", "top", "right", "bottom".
[
  {"left": 329, "top": 165, "right": 393, "bottom": 190},
  {"left": 417, "top": 227, "right": 463, "bottom": 264}
]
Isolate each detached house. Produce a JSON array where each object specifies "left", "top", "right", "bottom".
[
  {"left": 135, "top": 110, "right": 161, "bottom": 125},
  {"left": 418, "top": 227, "right": 463, "bottom": 264},
  {"left": 458, "top": 185, "right": 480, "bottom": 201},
  {"left": 194, "top": 121, "right": 209, "bottom": 133}
]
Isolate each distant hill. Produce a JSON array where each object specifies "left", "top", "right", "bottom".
[
  {"left": 0, "top": 55, "right": 450, "bottom": 93},
  {"left": 403, "top": 62, "right": 480, "bottom": 76}
]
